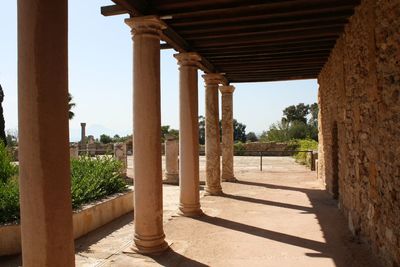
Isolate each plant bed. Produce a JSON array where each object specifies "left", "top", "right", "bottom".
[
  {"left": 0, "top": 149, "right": 133, "bottom": 256},
  {"left": 0, "top": 189, "right": 134, "bottom": 256}
]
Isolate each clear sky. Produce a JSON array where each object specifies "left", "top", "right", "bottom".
[{"left": 0, "top": 0, "right": 318, "bottom": 141}]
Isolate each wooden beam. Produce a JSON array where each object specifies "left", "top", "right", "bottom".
[
  {"left": 205, "top": 48, "right": 331, "bottom": 59},
  {"left": 192, "top": 29, "right": 342, "bottom": 48},
  {"left": 210, "top": 52, "right": 330, "bottom": 63},
  {"left": 161, "top": 0, "right": 358, "bottom": 20},
  {"left": 169, "top": 5, "right": 357, "bottom": 27},
  {"left": 101, "top": 5, "right": 128, "bottom": 16},
  {"left": 230, "top": 75, "right": 317, "bottom": 83},
  {"left": 111, "top": 0, "right": 150, "bottom": 15},
  {"left": 176, "top": 15, "right": 350, "bottom": 35},
  {"left": 184, "top": 24, "right": 345, "bottom": 41},
  {"left": 160, "top": 43, "right": 173, "bottom": 50}
]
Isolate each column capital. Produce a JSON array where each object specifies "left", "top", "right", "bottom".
[
  {"left": 202, "top": 73, "right": 224, "bottom": 86},
  {"left": 219, "top": 85, "right": 235, "bottom": 94},
  {"left": 125, "top": 16, "right": 167, "bottom": 36},
  {"left": 174, "top": 52, "right": 202, "bottom": 68}
]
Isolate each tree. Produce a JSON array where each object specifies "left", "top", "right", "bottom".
[
  {"left": 309, "top": 103, "right": 318, "bottom": 128},
  {"left": 100, "top": 134, "right": 113, "bottom": 144},
  {"left": 198, "top": 116, "right": 205, "bottom": 145},
  {"left": 68, "top": 93, "right": 76, "bottom": 120},
  {"left": 282, "top": 103, "right": 310, "bottom": 124},
  {"left": 246, "top": 132, "right": 258, "bottom": 142},
  {"left": 233, "top": 119, "right": 247, "bottom": 143},
  {"left": 0, "top": 84, "right": 6, "bottom": 145},
  {"left": 261, "top": 102, "right": 319, "bottom": 142},
  {"left": 260, "top": 121, "right": 290, "bottom": 142},
  {"left": 6, "top": 129, "right": 18, "bottom": 147},
  {"left": 161, "top": 125, "right": 179, "bottom": 142}
]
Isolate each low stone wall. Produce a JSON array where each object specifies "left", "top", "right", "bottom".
[
  {"left": 199, "top": 142, "right": 293, "bottom": 156},
  {"left": 318, "top": 0, "right": 400, "bottom": 265},
  {"left": 0, "top": 190, "right": 134, "bottom": 256}
]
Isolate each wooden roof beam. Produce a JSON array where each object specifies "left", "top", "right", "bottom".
[
  {"left": 101, "top": 5, "right": 129, "bottom": 16},
  {"left": 160, "top": 0, "right": 359, "bottom": 19},
  {"left": 169, "top": 5, "right": 358, "bottom": 27}
]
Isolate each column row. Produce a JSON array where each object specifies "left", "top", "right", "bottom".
[{"left": 17, "top": 10, "right": 236, "bottom": 265}]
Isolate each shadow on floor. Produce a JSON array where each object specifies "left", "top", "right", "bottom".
[
  {"left": 212, "top": 179, "right": 383, "bottom": 267},
  {"left": 223, "top": 193, "right": 314, "bottom": 213},
  {"left": 147, "top": 247, "right": 208, "bottom": 267}
]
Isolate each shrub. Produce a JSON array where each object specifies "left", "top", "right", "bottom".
[
  {"left": 0, "top": 156, "right": 127, "bottom": 224},
  {"left": 71, "top": 156, "right": 128, "bottom": 209},
  {"left": 0, "top": 177, "right": 19, "bottom": 224},
  {"left": 234, "top": 141, "right": 246, "bottom": 156},
  {"left": 293, "top": 139, "right": 318, "bottom": 166},
  {"left": 0, "top": 142, "right": 18, "bottom": 183}
]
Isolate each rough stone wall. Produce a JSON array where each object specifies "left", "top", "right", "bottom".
[{"left": 318, "top": 0, "right": 400, "bottom": 266}]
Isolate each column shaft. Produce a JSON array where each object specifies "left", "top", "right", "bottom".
[
  {"left": 203, "top": 74, "right": 223, "bottom": 195},
  {"left": 125, "top": 16, "right": 168, "bottom": 254},
  {"left": 18, "top": 0, "right": 75, "bottom": 265},
  {"left": 175, "top": 53, "right": 203, "bottom": 216},
  {"left": 220, "top": 86, "right": 236, "bottom": 182}
]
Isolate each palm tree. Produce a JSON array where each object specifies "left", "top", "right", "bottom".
[
  {"left": 0, "top": 84, "right": 6, "bottom": 145},
  {"left": 68, "top": 93, "right": 76, "bottom": 120}
]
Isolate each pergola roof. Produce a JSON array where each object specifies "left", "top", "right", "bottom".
[{"left": 102, "top": 0, "right": 360, "bottom": 83}]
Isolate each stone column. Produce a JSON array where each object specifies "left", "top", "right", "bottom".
[
  {"left": 175, "top": 52, "right": 203, "bottom": 216},
  {"left": 203, "top": 73, "right": 224, "bottom": 196},
  {"left": 18, "top": 0, "right": 75, "bottom": 265},
  {"left": 164, "top": 135, "right": 179, "bottom": 184},
  {"left": 80, "top": 122, "right": 86, "bottom": 146},
  {"left": 219, "top": 85, "right": 237, "bottom": 182},
  {"left": 114, "top": 142, "right": 127, "bottom": 176},
  {"left": 125, "top": 16, "right": 168, "bottom": 254}
]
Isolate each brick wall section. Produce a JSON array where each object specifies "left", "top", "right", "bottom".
[{"left": 318, "top": 0, "right": 400, "bottom": 266}]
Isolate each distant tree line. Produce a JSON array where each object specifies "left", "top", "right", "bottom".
[{"left": 260, "top": 103, "right": 318, "bottom": 142}]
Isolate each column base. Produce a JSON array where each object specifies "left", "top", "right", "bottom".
[
  {"left": 163, "top": 173, "right": 179, "bottom": 185},
  {"left": 178, "top": 203, "right": 203, "bottom": 217},
  {"left": 204, "top": 188, "right": 224, "bottom": 196},
  {"left": 222, "top": 176, "right": 238, "bottom": 183},
  {"left": 132, "top": 233, "right": 169, "bottom": 255}
]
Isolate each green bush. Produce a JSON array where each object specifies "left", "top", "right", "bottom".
[
  {"left": 71, "top": 156, "right": 127, "bottom": 209},
  {"left": 0, "top": 177, "right": 19, "bottom": 224},
  {"left": 0, "top": 156, "right": 127, "bottom": 224},
  {"left": 0, "top": 142, "right": 18, "bottom": 183},
  {"left": 292, "top": 139, "right": 318, "bottom": 166},
  {"left": 234, "top": 141, "right": 246, "bottom": 156}
]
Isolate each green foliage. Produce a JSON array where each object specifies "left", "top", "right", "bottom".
[
  {"left": 233, "top": 119, "right": 247, "bottom": 143},
  {"left": 0, "top": 142, "right": 18, "bottom": 183},
  {"left": 261, "top": 102, "right": 319, "bottom": 142},
  {"left": 68, "top": 93, "right": 75, "bottom": 120},
  {"left": 292, "top": 139, "right": 318, "bottom": 166},
  {"left": 0, "top": 156, "right": 127, "bottom": 224},
  {"left": 70, "top": 156, "right": 128, "bottom": 209},
  {"left": 234, "top": 141, "right": 246, "bottom": 156},
  {"left": 100, "top": 134, "right": 113, "bottom": 144},
  {"left": 161, "top": 125, "right": 179, "bottom": 142},
  {"left": 0, "top": 141, "right": 19, "bottom": 224},
  {"left": 246, "top": 132, "right": 258, "bottom": 142},
  {"left": 199, "top": 116, "right": 206, "bottom": 145},
  {"left": 0, "top": 177, "right": 19, "bottom": 224},
  {"left": 282, "top": 103, "right": 310, "bottom": 124}
]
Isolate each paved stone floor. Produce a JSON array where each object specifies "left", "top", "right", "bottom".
[{"left": 1, "top": 157, "right": 382, "bottom": 267}]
